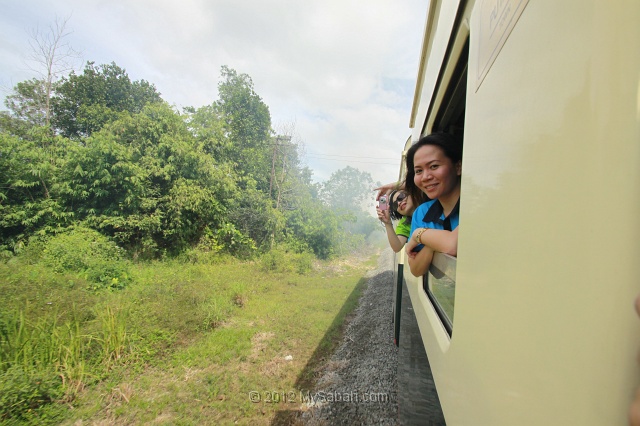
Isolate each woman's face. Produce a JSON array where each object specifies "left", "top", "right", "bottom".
[
  {"left": 393, "top": 192, "right": 414, "bottom": 216},
  {"left": 413, "top": 144, "right": 461, "bottom": 201}
]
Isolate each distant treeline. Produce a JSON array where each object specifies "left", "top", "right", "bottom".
[{"left": 0, "top": 62, "right": 379, "bottom": 260}]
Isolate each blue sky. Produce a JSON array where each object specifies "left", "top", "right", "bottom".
[{"left": 0, "top": 0, "right": 426, "bottom": 188}]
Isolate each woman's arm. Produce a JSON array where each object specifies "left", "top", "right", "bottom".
[
  {"left": 405, "top": 227, "right": 458, "bottom": 256},
  {"left": 373, "top": 181, "right": 404, "bottom": 201},
  {"left": 377, "top": 208, "right": 407, "bottom": 253},
  {"left": 406, "top": 242, "right": 434, "bottom": 276},
  {"left": 405, "top": 227, "right": 459, "bottom": 276}
]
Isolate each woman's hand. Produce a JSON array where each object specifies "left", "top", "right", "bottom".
[
  {"left": 405, "top": 227, "right": 425, "bottom": 256},
  {"left": 373, "top": 181, "right": 401, "bottom": 201},
  {"left": 406, "top": 229, "right": 434, "bottom": 276},
  {"left": 376, "top": 207, "right": 391, "bottom": 225}
]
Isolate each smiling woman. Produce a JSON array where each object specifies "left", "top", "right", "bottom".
[
  {"left": 377, "top": 188, "right": 416, "bottom": 253},
  {"left": 403, "top": 132, "right": 462, "bottom": 277}
]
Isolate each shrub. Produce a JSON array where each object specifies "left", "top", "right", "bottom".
[
  {"left": 0, "top": 365, "right": 64, "bottom": 421},
  {"left": 41, "top": 227, "right": 131, "bottom": 289},
  {"left": 214, "top": 223, "right": 256, "bottom": 259},
  {"left": 260, "top": 247, "right": 314, "bottom": 274}
]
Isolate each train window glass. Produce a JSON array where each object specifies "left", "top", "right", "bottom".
[
  {"left": 426, "top": 253, "right": 457, "bottom": 333},
  {"left": 424, "top": 37, "right": 468, "bottom": 336}
]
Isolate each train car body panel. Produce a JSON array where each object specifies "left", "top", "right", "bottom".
[
  {"left": 410, "top": 0, "right": 461, "bottom": 132},
  {"left": 404, "top": 0, "right": 640, "bottom": 424}
]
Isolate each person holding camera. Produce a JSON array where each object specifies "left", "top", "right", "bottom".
[{"left": 377, "top": 188, "right": 416, "bottom": 253}]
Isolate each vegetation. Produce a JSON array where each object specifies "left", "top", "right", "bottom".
[
  {"left": 1, "top": 59, "right": 378, "bottom": 260},
  {"left": 0, "top": 243, "right": 377, "bottom": 424},
  {"left": 0, "top": 22, "right": 383, "bottom": 423}
]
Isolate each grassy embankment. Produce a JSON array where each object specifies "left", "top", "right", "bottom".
[{"left": 0, "top": 244, "right": 380, "bottom": 425}]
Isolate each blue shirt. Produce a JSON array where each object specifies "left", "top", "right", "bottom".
[{"left": 410, "top": 198, "right": 460, "bottom": 250}]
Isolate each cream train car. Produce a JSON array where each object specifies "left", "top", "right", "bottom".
[{"left": 397, "top": 0, "right": 640, "bottom": 424}]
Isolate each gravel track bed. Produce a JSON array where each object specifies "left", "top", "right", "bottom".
[{"left": 300, "top": 248, "right": 398, "bottom": 425}]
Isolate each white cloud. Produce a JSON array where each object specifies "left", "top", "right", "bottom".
[{"left": 0, "top": 0, "right": 426, "bottom": 186}]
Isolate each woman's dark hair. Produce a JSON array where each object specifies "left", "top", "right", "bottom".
[
  {"left": 404, "top": 132, "right": 463, "bottom": 205},
  {"left": 389, "top": 189, "right": 411, "bottom": 223}
]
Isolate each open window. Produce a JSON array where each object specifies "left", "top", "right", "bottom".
[{"left": 422, "top": 37, "right": 468, "bottom": 336}]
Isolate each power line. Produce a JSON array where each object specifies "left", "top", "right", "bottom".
[
  {"left": 307, "top": 151, "right": 395, "bottom": 160},
  {"left": 305, "top": 155, "right": 398, "bottom": 165}
]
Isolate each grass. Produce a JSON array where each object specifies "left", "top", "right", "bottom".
[{"left": 0, "top": 248, "right": 378, "bottom": 425}]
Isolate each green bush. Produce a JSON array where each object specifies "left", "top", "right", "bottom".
[
  {"left": 41, "top": 227, "right": 131, "bottom": 289},
  {"left": 260, "top": 247, "right": 314, "bottom": 274},
  {"left": 214, "top": 223, "right": 256, "bottom": 259},
  {"left": 0, "top": 365, "right": 64, "bottom": 421},
  {"left": 293, "top": 251, "right": 314, "bottom": 274}
]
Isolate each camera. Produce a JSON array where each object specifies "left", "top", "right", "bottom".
[{"left": 379, "top": 195, "right": 389, "bottom": 211}]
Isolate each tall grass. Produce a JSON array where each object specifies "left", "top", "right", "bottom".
[
  {"left": 0, "top": 250, "right": 256, "bottom": 422},
  {"left": 0, "top": 239, "right": 377, "bottom": 424},
  {"left": 0, "top": 308, "right": 78, "bottom": 420},
  {"left": 0, "top": 304, "right": 135, "bottom": 421},
  {"left": 96, "top": 305, "right": 131, "bottom": 369}
]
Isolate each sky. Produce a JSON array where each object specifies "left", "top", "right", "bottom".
[{"left": 0, "top": 0, "right": 426, "bottom": 187}]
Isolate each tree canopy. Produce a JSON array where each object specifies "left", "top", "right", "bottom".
[{"left": 1, "top": 61, "right": 379, "bottom": 260}]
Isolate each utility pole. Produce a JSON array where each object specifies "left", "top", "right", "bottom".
[
  {"left": 269, "top": 139, "right": 278, "bottom": 198},
  {"left": 269, "top": 135, "right": 292, "bottom": 201},
  {"left": 268, "top": 135, "right": 292, "bottom": 249}
]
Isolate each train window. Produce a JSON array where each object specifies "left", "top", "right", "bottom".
[{"left": 423, "top": 37, "right": 468, "bottom": 336}]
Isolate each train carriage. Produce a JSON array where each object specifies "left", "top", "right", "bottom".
[{"left": 395, "top": 0, "right": 640, "bottom": 424}]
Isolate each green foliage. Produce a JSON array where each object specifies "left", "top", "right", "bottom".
[
  {"left": 51, "top": 61, "right": 162, "bottom": 138},
  {"left": 227, "top": 179, "right": 284, "bottom": 250},
  {"left": 1, "top": 62, "right": 377, "bottom": 263},
  {"left": 0, "top": 129, "right": 74, "bottom": 252},
  {"left": 1, "top": 78, "right": 49, "bottom": 135},
  {"left": 0, "top": 364, "right": 63, "bottom": 422},
  {"left": 213, "top": 223, "right": 256, "bottom": 259},
  {"left": 0, "top": 216, "right": 376, "bottom": 423},
  {"left": 215, "top": 66, "right": 272, "bottom": 191},
  {"left": 260, "top": 246, "right": 314, "bottom": 274},
  {"left": 284, "top": 196, "right": 343, "bottom": 259},
  {"left": 41, "top": 227, "right": 130, "bottom": 289},
  {"left": 0, "top": 308, "right": 91, "bottom": 421},
  {"left": 95, "top": 306, "right": 131, "bottom": 369},
  {"left": 56, "top": 103, "right": 238, "bottom": 257},
  {"left": 0, "top": 304, "right": 135, "bottom": 421},
  {"left": 320, "top": 165, "right": 376, "bottom": 212}
]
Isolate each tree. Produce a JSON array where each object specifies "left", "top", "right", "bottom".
[
  {"left": 1, "top": 79, "right": 49, "bottom": 135},
  {"left": 284, "top": 193, "right": 343, "bottom": 259},
  {"left": 320, "top": 166, "right": 376, "bottom": 212},
  {"left": 58, "top": 102, "right": 236, "bottom": 256},
  {"left": 25, "top": 15, "right": 82, "bottom": 126},
  {"left": 0, "top": 129, "right": 73, "bottom": 252},
  {"left": 214, "top": 66, "right": 272, "bottom": 191},
  {"left": 184, "top": 104, "right": 229, "bottom": 160},
  {"left": 51, "top": 62, "right": 162, "bottom": 138}
]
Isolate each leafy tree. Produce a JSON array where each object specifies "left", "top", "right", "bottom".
[
  {"left": 318, "top": 166, "right": 379, "bottom": 241},
  {"left": 1, "top": 17, "right": 81, "bottom": 136},
  {"left": 57, "top": 103, "right": 236, "bottom": 256},
  {"left": 320, "top": 166, "right": 376, "bottom": 212},
  {"left": 1, "top": 60, "right": 374, "bottom": 262},
  {"left": 214, "top": 66, "right": 272, "bottom": 191},
  {"left": 284, "top": 194, "right": 342, "bottom": 259},
  {"left": 1, "top": 79, "right": 49, "bottom": 134},
  {"left": 0, "top": 129, "right": 73, "bottom": 252},
  {"left": 51, "top": 62, "right": 162, "bottom": 138},
  {"left": 184, "top": 104, "right": 228, "bottom": 159}
]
